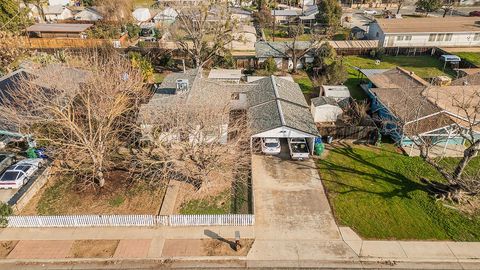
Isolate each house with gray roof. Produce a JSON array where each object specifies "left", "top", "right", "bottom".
[
  {"left": 255, "top": 41, "right": 316, "bottom": 70},
  {"left": 139, "top": 69, "right": 319, "bottom": 155}
]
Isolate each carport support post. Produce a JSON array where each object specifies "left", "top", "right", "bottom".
[{"left": 442, "top": 128, "right": 453, "bottom": 157}]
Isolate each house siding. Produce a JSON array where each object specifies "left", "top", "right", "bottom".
[{"left": 368, "top": 22, "right": 480, "bottom": 47}]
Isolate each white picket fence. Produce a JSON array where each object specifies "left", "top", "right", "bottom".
[{"left": 5, "top": 214, "right": 254, "bottom": 228}]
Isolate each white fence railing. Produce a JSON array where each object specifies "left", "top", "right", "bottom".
[{"left": 6, "top": 214, "right": 254, "bottom": 228}]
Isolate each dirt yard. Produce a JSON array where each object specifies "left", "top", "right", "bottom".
[
  {"left": 69, "top": 240, "right": 119, "bottom": 258},
  {"left": 0, "top": 241, "right": 18, "bottom": 258},
  {"left": 203, "top": 239, "right": 254, "bottom": 256},
  {"left": 20, "top": 170, "right": 167, "bottom": 215}
]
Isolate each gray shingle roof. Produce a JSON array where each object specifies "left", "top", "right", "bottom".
[
  {"left": 246, "top": 76, "right": 308, "bottom": 107},
  {"left": 311, "top": 96, "right": 337, "bottom": 107},
  {"left": 247, "top": 76, "right": 319, "bottom": 136}
]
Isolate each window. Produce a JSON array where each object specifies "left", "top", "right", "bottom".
[
  {"left": 445, "top": 33, "right": 453, "bottom": 41},
  {"left": 474, "top": 33, "right": 480, "bottom": 41},
  {"left": 428, "top": 34, "right": 436, "bottom": 41},
  {"left": 376, "top": 32, "right": 379, "bottom": 38},
  {"left": 436, "top": 34, "right": 445, "bottom": 41},
  {"left": 397, "top": 35, "right": 404, "bottom": 41},
  {"left": 405, "top": 35, "right": 412, "bottom": 41}
]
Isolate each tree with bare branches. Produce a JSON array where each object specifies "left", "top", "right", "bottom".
[
  {"left": 0, "top": 31, "right": 29, "bottom": 75},
  {"left": 168, "top": 1, "right": 239, "bottom": 68},
  {"left": 380, "top": 83, "right": 480, "bottom": 203},
  {"left": 0, "top": 50, "right": 147, "bottom": 189},
  {"left": 94, "top": 0, "right": 133, "bottom": 23},
  {"left": 282, "top": 24, "right": 322, "bottom": 74}
]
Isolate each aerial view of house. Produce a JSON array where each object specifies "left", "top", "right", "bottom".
[{"left": 1, "top": 0, "right": 480, "bottom": 268}]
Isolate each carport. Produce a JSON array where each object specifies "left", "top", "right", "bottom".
[{"left": 247, "top": 76, "right": 320, "bottom": 155}]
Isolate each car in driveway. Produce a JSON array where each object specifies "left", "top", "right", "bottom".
[
  {"left": 469, "top": 11, "right": 480, "bottom": 17},
  {"left": 288, "top": 138, "right": 310, "bottom": 160},
  {"left": 0, "top": 159, "right": 44, "bottom": 189},
  {"left": 261, "top": 138, "right": 281, "bottom": 155},
  {"left": 363, "top": 10, "right": 378, "bottom": 15}
]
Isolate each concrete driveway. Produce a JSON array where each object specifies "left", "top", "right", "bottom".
[{"left": 247, "top": 154, "right": 358, "bottom": 267}]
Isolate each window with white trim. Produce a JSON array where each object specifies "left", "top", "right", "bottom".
[
  {"left": 445, "top": 33, "right": 453, "bottom": 41},
  {"left": 428, "top": 34, "right": 436, "bottom": 41},
  {"left": 397, "top": 35, "right": 404, "bottom": 41},
  {"left": 474, "top": 33, "right": 480, "bottom": 41},
  {"left": 405, "top": 35, "right": 412, "bottom": 41},
  {"left": 436, "top": 34, "right": 445, "bottom": 41}
]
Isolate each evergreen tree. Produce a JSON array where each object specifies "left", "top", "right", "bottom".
[
  {"left": 415, "top": 0, "right": 442, "bottom": 17},
  {"left": 316, "top": 0, "right": 342, "bottom": 35}
]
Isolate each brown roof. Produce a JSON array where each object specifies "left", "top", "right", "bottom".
[
  {"left": 369, "top": 67, "right": 429, "bottom": 89},
  {"left": 372, "top": 87, "right": 441, "bottom": 122},
  {"left": 423, "top": 85, "right": 480, "bottom": 122},
  {"left": 451, "top": 72, "right": 480, "bottom": 86},
  {"left": 375, "top": 17, "right": 480, "bottom": 34}
]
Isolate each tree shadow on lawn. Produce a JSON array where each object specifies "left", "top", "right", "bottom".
[{"left": 320, "top": 142, "right": 427, "bottom": 200}]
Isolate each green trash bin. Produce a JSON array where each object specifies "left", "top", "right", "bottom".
[
  {"left": 314, "top": 143, "right": 324, "bottom": 156},
  {"left": 26, "top": 147, "right": 38, "bottom": 159}
]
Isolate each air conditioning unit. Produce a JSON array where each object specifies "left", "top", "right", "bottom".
[{"left": 176, "top": 79, "right": 189, "bottom": 92}]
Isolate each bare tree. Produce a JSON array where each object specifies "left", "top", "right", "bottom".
[
  {"left": 94, "top": 0, "right": 133, "bottom": 23},
  {"left": 168, "top": 1, "right": 239, "bottom": 68},
  {"left": 0, "top": 50, "right": 147, "bottom": 190},
  {"left": 134, "top": 103, "right": 250, "bottom": 193},
  {"left": 0, "top": 31, "right": 29, "bottom": 75},
  {"left": 283, "top": 24, "right": 322, "bottom": 74},
  {"left": 380, "top": 83, "right": 480, "bottom": 203}
]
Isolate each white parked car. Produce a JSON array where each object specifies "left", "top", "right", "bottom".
[
  {"left": 364, "top": 10, "right": 378, "bottom": 15},
  {"left": 261, "top": 138, "right": 281, "bottom": 155},
  {"left": 0, "top": 159, "right": 44, "bottom": 189},
  {"left": 288, "top": 138, "right": 310, "bottom": 160}
]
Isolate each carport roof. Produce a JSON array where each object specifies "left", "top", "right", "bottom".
[{"left": 247, "top": 76, "right": 319, "bottom": 137}]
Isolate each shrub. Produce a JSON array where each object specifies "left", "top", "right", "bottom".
[{"left": 263, "top": 57, "right": 277, "bottom": 73}]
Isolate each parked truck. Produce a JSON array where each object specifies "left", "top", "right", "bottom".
[{"left": 287, "top": 138, "right": 310, "bottom": 160}]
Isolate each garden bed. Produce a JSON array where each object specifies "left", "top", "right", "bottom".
[{"left": 69, "top": 240, "right": 119, "bottom": 258}]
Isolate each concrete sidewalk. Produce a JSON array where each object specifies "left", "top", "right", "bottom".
[{"left": 0, "top": 226, "right": 254, "bottom": 241}]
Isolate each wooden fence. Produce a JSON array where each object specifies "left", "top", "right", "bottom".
[
  {"left": 318, "top": 125, "right": 377, "bottom": 141},
  {"left": 6, "top": 214, "right": 254, "bottom": 228}
]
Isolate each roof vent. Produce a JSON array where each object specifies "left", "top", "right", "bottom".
[{"left": 176, "top": 79, "right": 189, "bottom": 92}]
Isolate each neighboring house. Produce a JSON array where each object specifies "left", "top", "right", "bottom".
[
  {"left": 139, "top": 69, "right": 319, "bottom": 154},
  {"left": 368, "top": 17, "right": 480, "bottom": 48},
  {"left": 230, "top": 7, "right": 253, "bottom": 21},
  {"left": 361, "top": 66, "right": 480, "bottom": 155},
  {"left": 255, "top": 41, "right": 316, "bottom": 70},
  {"left": 153, "top": 7, "right": 178, "bottom": 24},
  {"left": 74, "top": 7, "right": 103, "bottom": 21},
  {"left": 208, "top": 69, "right": 243, "bottom": 83},
  {"left": 271, "top": 9, "right": 299, "bottom": 24},
  {"left": 298, "top": 5, "right": 318, "bottom": 26},
  {"left": 132, "top": 8, "right": 152, "bottom": 23},
  {"left": 232, "top": 25, "right": 257, "bottom": 51},
  {"left": 44, "top": 5, "right": 73, "bottom": 22},
  {"left": 310, "top": 96, "right": 344, "bottom": 123},
  {"left": 321, "top": 85, "right": 351, "bottom": 101},
  {"left": 48, "top": 0, "right": 71, "bottom": 5},
  {"left": 26, "top": 23, "right": 93, "bottom": 38}
]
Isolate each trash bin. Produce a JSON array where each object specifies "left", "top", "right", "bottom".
[{"left": 314, "top": 137, "right": 324, "bottom": 156}]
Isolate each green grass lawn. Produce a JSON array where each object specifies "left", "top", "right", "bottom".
[
  {"left": 292, "top": 71, "right": 314, "bottom": 94},
  {"left": 180, "top": 190, "right": 232, "bottom": 215},
  {"left": 454, "top": 52, "right": 480, "bottom": 67},
  {"left": 342, "top": 55, "right": 456, "bottom": 100},
  {"left": 319, "top": 143, "right": 480, "bottom": 241},
  {"left": 264, "top": 26, "right": 312, "bottom": 41}
]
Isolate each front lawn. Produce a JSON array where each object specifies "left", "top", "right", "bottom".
[
  {"left": 455, "top": 52, "right": 480, "bottom": 67},
  {"left": 343, "top": 55, "right": 456, "bottom": 100},
  {"left": 21, "top": 171, "right": 166, "bottom": 215},
  {"left": 319, "top": 143, "right": 480, "bottom": 241}
]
